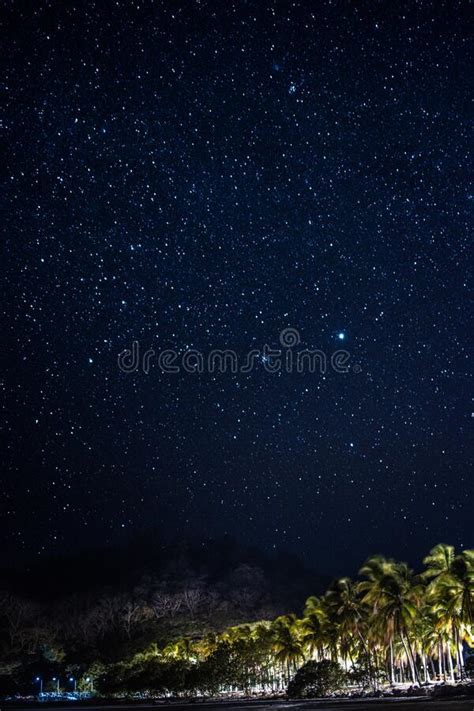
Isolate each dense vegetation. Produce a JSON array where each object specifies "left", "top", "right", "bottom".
[{"left": 1, "top": 543, "right": 473, "bottom": 698}]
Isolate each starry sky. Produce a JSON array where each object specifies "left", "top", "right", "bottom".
[{"left": 2, "top": 0, "right": 472, "bottom": 575}]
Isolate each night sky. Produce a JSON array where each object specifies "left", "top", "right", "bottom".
[{"left": 2, "top": 0, "right": 472, "bottom": 575}]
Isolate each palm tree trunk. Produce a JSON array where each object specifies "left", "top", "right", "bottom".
[
  {"left": 401, "top": 634, "right": 417, "bottom": 684},
  {"left": 389, "top": 639, "right": 396, "bottom": 685},
  {"left": 429, "top": 656, "right": 436, "bottom": 678},
  {"left": 356, "top": 629, "right": 375, "bottom": 688},
  {"left": 446, "top": 642, "right": 455, "bottom": 682},
  {"left": 422, "top": 653, "right": 430, "bottom": 683},
  {"left": 407, "top": 636, "right": 421, "bottom": 685},
  {"left": 438, "top": 641, "right": 444, "bottom": 680},
  {"left": 455, "top": 628, "right": 465, "bottom": 679}
]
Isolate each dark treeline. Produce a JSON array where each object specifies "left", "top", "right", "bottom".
[{"left": 0, "top": 541, "right": 473, "bottom": 699}]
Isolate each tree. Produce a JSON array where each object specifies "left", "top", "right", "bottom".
[
  {"left": 325, "top": 577, "right": 368, "bottom": 669},
  {"left": 271, "top": 615, "right": 304, "bottom": 686},
  {"left": 422, "top": 544, "right": 456, "bottom": 581},
  {"left": 358, "top": 557, "right": 423, "bottom": 685},
  {"left": 150, "top": 590, "right": 183, "bottom": 619},
  {"left": 425, "top": 547, "right": 474, "bottom": 680}
]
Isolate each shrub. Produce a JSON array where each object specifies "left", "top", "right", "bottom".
[{"left": 287, "top": 659, "right": 347, "bottom": 698}]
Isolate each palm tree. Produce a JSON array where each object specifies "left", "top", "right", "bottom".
[
  {"left": 359, "top": 556, "right": 422, "bottom": 685},
  {"left": 300, "top": 595, "right": 329, "bottom": 660},
  {"left": 426, "top": 549, "right": 474, "bottom": 680},
  {"left": 300, "top": 609, "right": 326, "bottom": 661},
  {"left": 325, "top": 577, "right": 370, "bottom": 673},
  {"left": 358, "top": 556, "right": 396, "bottom": 684},
  {"left": 271, "top": 615, "right": 304, "bottom": 688},
  {"left": 422, "top": 544, "right": 456, "bottom": 581},
  {"left": 250, "top": 621, "right": 274, "bottom": 692}
]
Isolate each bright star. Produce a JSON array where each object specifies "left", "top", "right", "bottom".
[{"left": 338, "top": 332, "right": 345, "bottom": 340}]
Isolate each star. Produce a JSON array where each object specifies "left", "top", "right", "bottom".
[{"left": 1, "top": 0, "right": 470, "bottom": 582}]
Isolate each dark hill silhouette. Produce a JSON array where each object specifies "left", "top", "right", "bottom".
[{"left": 2, "top": 530, "right": 328, "bottom": 611}]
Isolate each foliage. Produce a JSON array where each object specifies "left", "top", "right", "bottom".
[{"left": 287, "top": 659, "right": 347, "bottom": 697}]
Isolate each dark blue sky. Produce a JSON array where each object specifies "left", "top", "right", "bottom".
[{"left": 2, "top": 0, "right": 472, "bottom": 575}]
